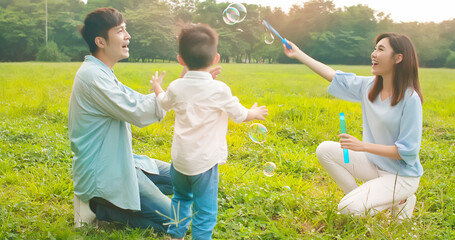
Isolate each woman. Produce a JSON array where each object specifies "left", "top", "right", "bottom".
[{"left": 283, "top": 33, "right": 423, "bottom": 219}]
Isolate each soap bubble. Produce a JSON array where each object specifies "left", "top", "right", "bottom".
[
  {"left": 283, "top": 185, "right": 291, "bottom": 191},
  {"left": 227, "top": 3, "right": 247, "bottom": 23},
  {"left": 222, "top": 7, "right": 240, "bottom": 25},
  {"left": 249, "top": 123, "right": 268, "bottom": 144},
  {"left": 264, "top": 29, "right": 274, "bottom": 44},
  {"left": 222, "top": 3, "right": 247, "bottom": 25},
  {"left": 263, "top": 162, "right": 276, "bottom": 177}
]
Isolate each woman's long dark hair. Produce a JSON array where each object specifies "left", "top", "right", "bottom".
[{"left": 368, "top": 33, "right": 423, "bottom": 106}]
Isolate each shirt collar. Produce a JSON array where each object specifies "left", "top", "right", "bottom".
[
  {"left": 85, "top": 55, "right": 116, "bottom": 79},
  {"left": 184, "top": 70, "right": 213, "bottom": 80},
  {"left": 85, "top": 55, "right": 114, "bottom": 72}
]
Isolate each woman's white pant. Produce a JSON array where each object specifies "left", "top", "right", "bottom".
[{"left": 316, "top": 141, "right": 420, "bottom": 216}]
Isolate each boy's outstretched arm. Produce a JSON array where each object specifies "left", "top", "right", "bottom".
[
  {"left": 283, "top": 41, "right": 336, "bottom": 82},
  {"left": 244, "top": 102, "right": 268, "bottom": 122}
]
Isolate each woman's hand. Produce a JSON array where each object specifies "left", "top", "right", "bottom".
[
  {"left": 283, "top": 41, "right": 302, "bottom": 59},
  {"left": 339, "top": 133, "right": 364, "bottom": 151}
]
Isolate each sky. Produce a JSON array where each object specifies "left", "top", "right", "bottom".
[
  {"left": 79, "top": 0, "right": 454, "bottom": 23},
  {"left": 223, "top": 0, "right": 455, "bottom": 23}
]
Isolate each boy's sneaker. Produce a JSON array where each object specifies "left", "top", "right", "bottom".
[{"left": 394, "top": 194, "right": 417, "bottom": 220}]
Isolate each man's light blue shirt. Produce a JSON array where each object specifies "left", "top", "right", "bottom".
[
  {"left": 68, "top": 55, "right": 166, "bottom": 210},
  {"left": 328, "top": 71, "right": 423, "bottom": 177}
]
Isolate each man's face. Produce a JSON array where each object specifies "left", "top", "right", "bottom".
[{"left": 104, "top": 22, "right": 131, "bottom": 62}]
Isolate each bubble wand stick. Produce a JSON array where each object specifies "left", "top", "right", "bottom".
[
  {"left": 262, "top": 20, "right": 292, "bottom": 49},
  {"left": 339, "top": 113, "right": 349, "bottom": 164}
]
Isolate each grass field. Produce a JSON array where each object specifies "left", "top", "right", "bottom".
[{"left": 0, "top": 62, "right": 454, "bottom": 239}]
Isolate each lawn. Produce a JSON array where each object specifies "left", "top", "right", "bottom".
[{"left": 0, "top": 62, "right": 454, "bottom": 239}]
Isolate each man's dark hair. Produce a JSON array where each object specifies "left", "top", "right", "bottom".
[
  {"left": 178, "top": 24, "right": 218, "bottom": 70},
  {"left": 80, "top": 8, "right": 125, "bottom": 54}
]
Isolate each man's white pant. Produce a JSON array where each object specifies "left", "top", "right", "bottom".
[{"left": 316, "top": 141, "right": 420, "bottom": 216}]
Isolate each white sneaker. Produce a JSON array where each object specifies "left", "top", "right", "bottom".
[{"left": 394, "top": 194, "right": 417, "bottom": 220}]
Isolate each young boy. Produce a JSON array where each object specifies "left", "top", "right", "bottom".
[{"left": 151, "top": 24, "right": 268, "bottom": 239}]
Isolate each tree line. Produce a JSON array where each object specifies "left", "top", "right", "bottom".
[{"left": 1, "top": 0, "right": 455, "bottom": 67}]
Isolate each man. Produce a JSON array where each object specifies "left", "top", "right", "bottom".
[{"left": 69, "top": 7, "right": 172, "bottom": 231}]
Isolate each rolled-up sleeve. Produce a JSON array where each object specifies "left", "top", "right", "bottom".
[
  {"left": 87, "top": 72, "right": 164, "bottom": 128},
  {"left": 328, "top": 71, "right": 370, "bottom": 102},
  {"left": 122, "top": 83, "right": 167, "bottom": 121},
  {"left": 395, "top": 93, "right": 422, "bottom": 166}
]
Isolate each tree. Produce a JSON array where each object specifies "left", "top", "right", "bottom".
[
  {"left": 169, "top": 0, "right": 198, "bottom": 23},
  {"left": 394, "top": 22, "right": 449, "bottom": 68},
  {"left": 46, "top": 0, "right": 87, "bottom": 61},
  {"left": 36, "top": 41, "right": 70, "bottom": 61},
  {"left": 0, "top": 0, "right": 453, "bottom": 66},
  {"left": 446, "top": 50, "right": 455, "bottom": 68},
  {"left": 124, "top": 1, "right": 176, "bottom": 62},
  {"left": 0, "top": 6, "right": 43, "bottom": 61}
]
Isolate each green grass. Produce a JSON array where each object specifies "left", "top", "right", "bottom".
[{"left": 1, "top": 62, "right": 454, "bottom": 239}]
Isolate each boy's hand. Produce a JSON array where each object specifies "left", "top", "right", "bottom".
[
  {"left": 150, "top": 70, "right": 166, "bottom": 95},
  {"left": 244, "top": 102, "right": 268, "bottom": 121},
  {"left": 151, "top": 70, "right": 165, "bottom": 86}
]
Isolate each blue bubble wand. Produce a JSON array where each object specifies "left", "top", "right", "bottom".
[
  {"left": 262, "top": 20, "right": 292, "bottom": 49},
  {"left": 339, "top": 113, "right": 349, "bottom": 164}
]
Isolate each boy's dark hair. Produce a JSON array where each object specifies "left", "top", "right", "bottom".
[
  {"left": 178, "top": 24, "right": 218, "bottom": 70},
  {"left": 80, "top": 8, "right": 125, "bottom": 54}
]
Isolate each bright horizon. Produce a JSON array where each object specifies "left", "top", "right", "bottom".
[
  {"left": 222, "top": 0, "right": 454, "bottom": 23},
  {"left": 79, "top": 0, "right": 455, "bottom": 23}
]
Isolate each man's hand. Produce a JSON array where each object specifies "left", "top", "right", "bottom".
[
  {"left": 179, "top": 66, "right": 188, "bottom": 78},
  {"left": 210, "top": 66, "right": 222, "bottom": 79}
]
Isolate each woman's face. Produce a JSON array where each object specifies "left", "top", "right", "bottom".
[{"left": 371, "top": 37, "right": 396, "bottom": 77}]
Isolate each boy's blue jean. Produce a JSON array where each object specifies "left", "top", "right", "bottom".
[
  {"left": 89, "top": 160, "right": 173, "bottom": 232},
  {"left": 167, "top": 163, "right": 219, "bottom": 240}
]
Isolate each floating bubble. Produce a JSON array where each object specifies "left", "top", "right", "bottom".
[
  {"left": 263, "top": 162, "right": 276, "bottom": 177},
  {"left": 222, "top": 7, "right": 240, "bottom": 25},
  {"left": 222, "top": 3, "right": 247, "bottom": 25},
  {"left": 264, "top": 29, "right": 274, "bottom": 45},
  {"left": 249, "top": 123, "right": 268, "bottom": 144},
  {"left": 236, "top": 28, "right": 244, "bottom": 32},
  {"left": 283, "top": 185, "right": 291, "bottom": 191},
  {"left": 227, "top": 3, "right": 247, "bottom": 23}
]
